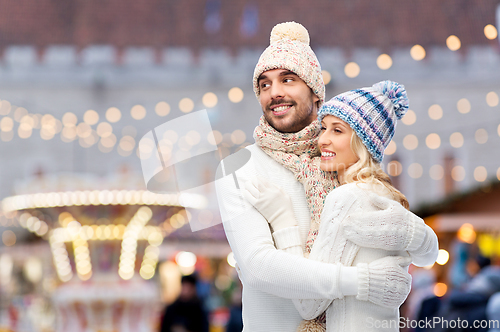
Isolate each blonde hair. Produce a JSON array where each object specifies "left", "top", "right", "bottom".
[{"left": 341, "top": 133, "right": 409, "bottom": 210}]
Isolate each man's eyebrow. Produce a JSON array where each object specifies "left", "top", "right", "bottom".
[
  {"left": 257, "top": 74, "right": 267, "bottom": 83},
  {"left": 280, "top": 70, "right": 297, "bottom": 77}
]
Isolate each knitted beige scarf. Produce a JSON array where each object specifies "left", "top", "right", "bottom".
[{"left": 254, "top": 116, "right": 339, "bottom": 254}]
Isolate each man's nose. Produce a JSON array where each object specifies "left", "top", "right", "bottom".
[{"left": 270, "top": 82, "right": 285, "bottom": 99}]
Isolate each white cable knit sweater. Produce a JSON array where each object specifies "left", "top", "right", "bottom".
[
  {"left": 273, "top": 182, "right": 439, "bottom": 332},
  {"left": 216, "top": 144, "right": 344, "bottom": 331}
]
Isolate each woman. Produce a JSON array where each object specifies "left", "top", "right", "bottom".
[{"left": 244, "top": 81, "right": 439, "bottom": 331}]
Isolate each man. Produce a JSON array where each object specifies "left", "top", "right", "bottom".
[{"left": 215, "top": 22, "right": 438, "bottom": 331}]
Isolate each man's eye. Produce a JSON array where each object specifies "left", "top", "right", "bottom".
[
  {"left": 283, "top": 78, "right": 294, "bottom": 83},
  {"left": 260, "top": 83, "right": 270, "bottom": 89}
]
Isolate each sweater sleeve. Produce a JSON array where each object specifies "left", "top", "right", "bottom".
[
  {"left": 408, "top": 221, "right": 439, "bottom": 267},
  {"left": 215, "top": 163, "right": 344, "bottom": 300},
  {"left": 272, "top": 187, "right": 360, "bottom": 319}
]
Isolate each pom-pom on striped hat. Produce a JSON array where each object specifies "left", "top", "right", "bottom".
[
  {"left": 317, "top": 80, "right": 409, "bottom": 163},
  {"left": 253, "top": 22, "right": 325, "bottom": 106}
]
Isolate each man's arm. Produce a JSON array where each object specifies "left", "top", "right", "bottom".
[{"left": 216, "top": 170, "right": 343, "bottom": 300}]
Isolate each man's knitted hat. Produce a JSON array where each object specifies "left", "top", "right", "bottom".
[
  {"left": 253, "top": 22, "right": 325, "bottom": 106},
  {"left": 317, "top": 80, "right": 409, "bottom": 163}
]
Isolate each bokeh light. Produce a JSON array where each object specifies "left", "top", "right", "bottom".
[
  {"left": 401, "top": 110, "right": 416, "bottom": 125},
  {"left": 202, "top": 92, "right": 218, "bottom": 108},
  {"left": 179, "top": 98, "right": 194, "bottom": 113},
  {"left": 228, "top": 87, "right": 244, "bottom": 103},
  {"left": 344, "top": 62, "right": 360, "bottom": 78},
  {"left": 457, "top": 98, "right": 471, "bottom": 114},
  {"left": 321, "top": 70, "right": 332, "bottom": 85},
  {"left": 106, "top": 107, "right": 122, "bottom": 123},
  {"left": 384, "top": 141, "right": 396, "bottom": 155},
  {"left": 410, "top": 45, "right": 426, "bottom": 61},
  {"left": 428, "top": 104, "right": 443, "bottom": 120},
  {"left": 446, "top": 35, "right": 461, "bottom": 51},
  {"left": 403, "top": 134, "right": 418, "bottom": 150},
  {"left": 484, "top": 24, "right": 498, "bottom": 40},
  {"left": 376, "top": 54, "right": 392, "bottom": 70}
]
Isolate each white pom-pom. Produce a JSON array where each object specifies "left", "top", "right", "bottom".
[{"left": 270, "top": 21, "right": 310, "bottom": 45}]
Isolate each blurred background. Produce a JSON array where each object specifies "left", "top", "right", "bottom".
[{"left": 0, "top": 1, "right": 500, "bottom": 331}]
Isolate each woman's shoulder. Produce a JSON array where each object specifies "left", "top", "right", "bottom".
[{"left": 327, "top": 182, "right": 393, "bottom": 206}]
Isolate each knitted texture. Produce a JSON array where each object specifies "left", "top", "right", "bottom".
[
  {"left": 254, "top": 116, "right": 337, "bottom": 332},
  {"left": 342, "top": 192, "right": 426, "bottom": 252},
  {"left": 254, "top": 116, "right": 339, "bottom": 254},
  {"left": 317, "top": 80, "right": 409, "bottom": 163},
  {"left": 253, "top": 21, "right": 325, "bottom": 106},
  {"left": 364, "top": 256, "right": 412, "bottom": 308}
]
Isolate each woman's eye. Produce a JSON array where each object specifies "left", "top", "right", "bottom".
[
  {"left": 334, "top": 129, "right": 342, "bottom": 133},
  {"left": 320, "top": 126, "right": 326, "bottom": 131}
]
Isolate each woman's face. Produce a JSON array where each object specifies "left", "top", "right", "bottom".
[{"left": 318, "top": 115, "right": 359, "bottom": 177}]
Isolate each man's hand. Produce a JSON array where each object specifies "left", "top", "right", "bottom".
[
  {"left": 342, "top": 193, "right": 425, "bottom": 252},
  {"left": 357, "top": 256, "right": 412, "bottom": 308},
  {"left": 242, "top": 177, "right": 298, "bottom": 232}
]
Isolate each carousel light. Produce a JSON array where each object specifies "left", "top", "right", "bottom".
[
  {"left": 0, "top": 254, "right": 13, "bottom": 286},
  {"left": 36, "top": 221, "right": 49, "bottom": 236},
  {"left": 148, "top": 231, "right": 163, "bottom": 247},
  {"left": 2, "top": 230, "right": 16, "bottom": 246}
]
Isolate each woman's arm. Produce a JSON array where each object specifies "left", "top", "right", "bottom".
[{"left": 341, "top": 191, "right": 439, "bottom": 267}]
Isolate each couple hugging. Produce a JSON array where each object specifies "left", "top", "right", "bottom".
[{"left": 215, "top": 22, "right": 439, "bottom": 332}]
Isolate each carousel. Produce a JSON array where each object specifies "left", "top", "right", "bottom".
[{"left": 1, "top": 172, "right": 206, "bottom": 332}]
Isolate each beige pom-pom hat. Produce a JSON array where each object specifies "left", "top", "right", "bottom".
[{"left": 253, "top": 21, "right": 325, "bottom": 106}]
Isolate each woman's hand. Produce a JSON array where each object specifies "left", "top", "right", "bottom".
[
  {"left": 242, "top": 177, "right": 298, "bottom": 232},
  {"left": 342, "top": 193, "right": 426, "bottom": 252}
]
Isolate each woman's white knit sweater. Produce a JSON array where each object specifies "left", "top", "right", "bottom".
[
  {"left": 273, "top": 182, "right": 439, "bottom": 332},
  {"left": 216, "top": 144, "right": 345, "bottom": 331}
]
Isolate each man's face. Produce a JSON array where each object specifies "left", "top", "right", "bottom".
[{"left": 258, "top": 69, "right": 319, "bottom": 133}]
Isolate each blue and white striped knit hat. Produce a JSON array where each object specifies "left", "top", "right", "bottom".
[{"left": 317, "top": 80, "right": 409, "bottom": 163}]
